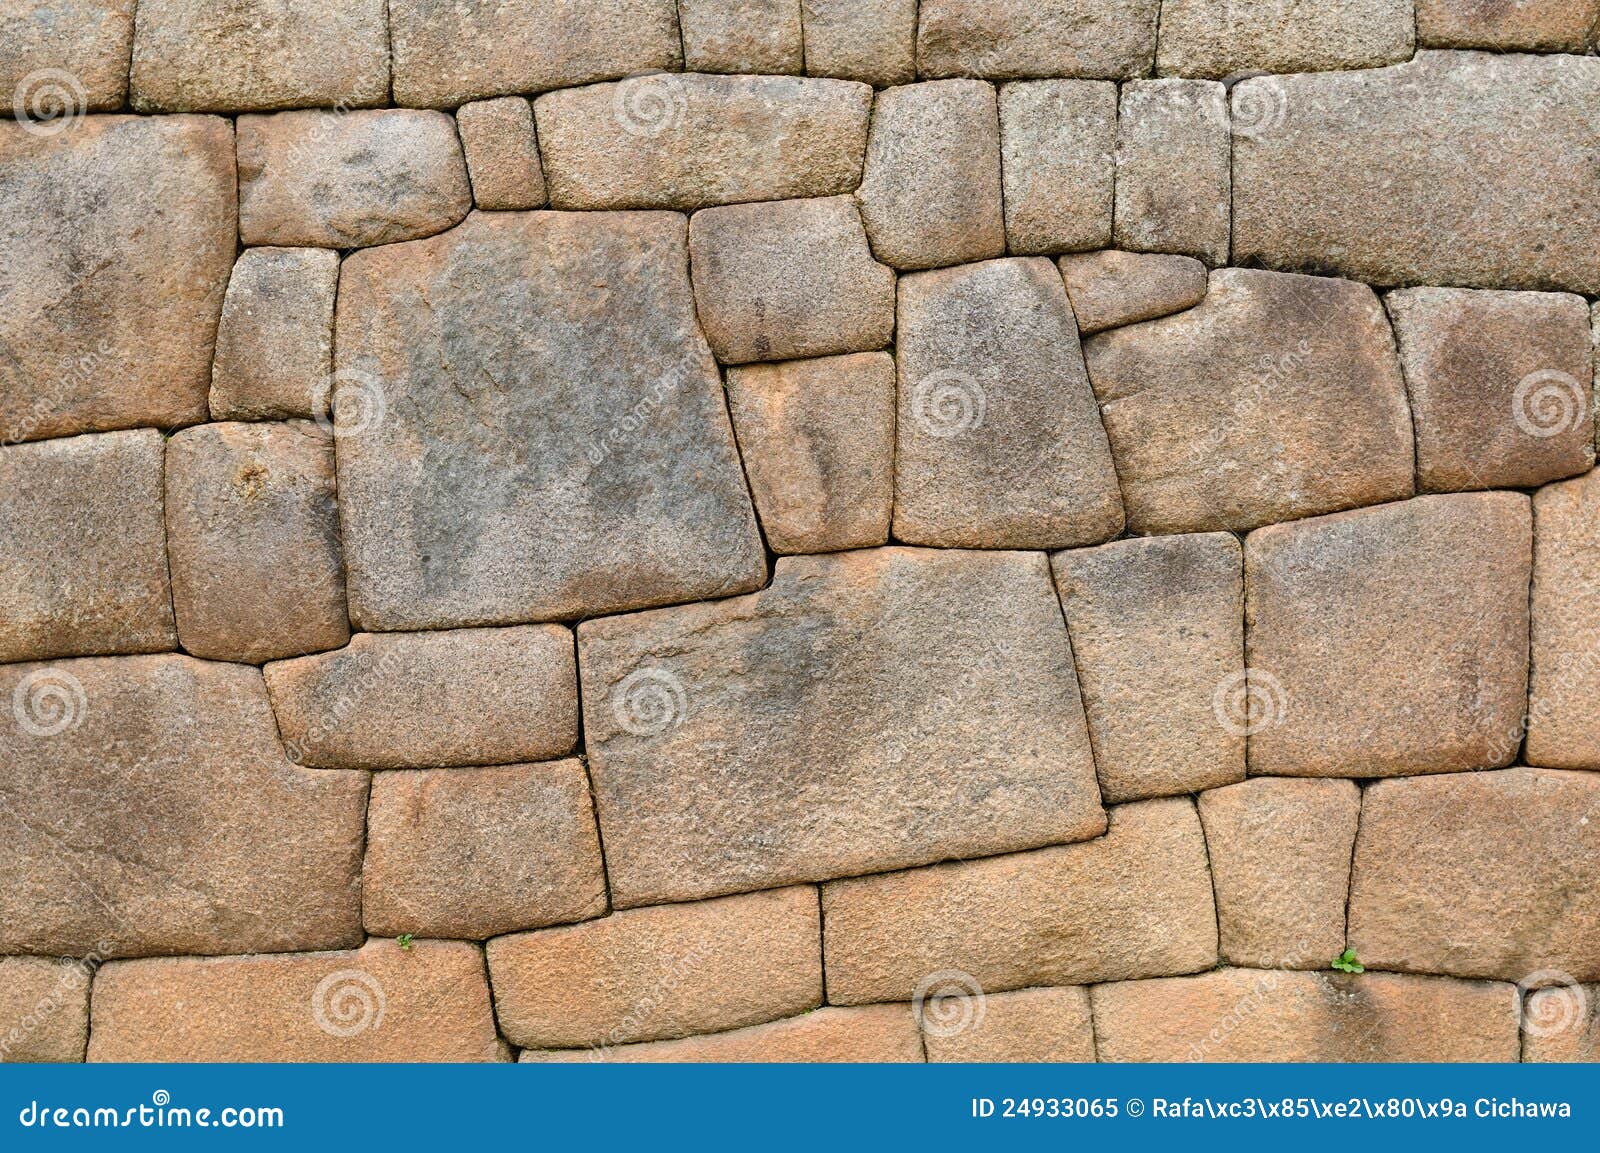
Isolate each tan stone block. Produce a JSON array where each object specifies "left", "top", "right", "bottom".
[
  {"left": 998, "top": 81, "right": 1116, "bottom": 255},
  {"left": 725, "top": 353, "right": 894, "bottom": 554},
  {"left": 821, "top": 798, "right": 1217, "bottom": 1003},
  {"left": 801, "top": 0, "right": 916, "bottom": 86},
  {"left": 922, "top": 987, "right": 1094, "bottom": 1063},
  {"left": 917, "top": 0, "right": 1158, "bottom": 80},
  {"left": 1245, "top": 493, "right": 1531, "bottom": 778},
  {"left": 0, "top": 0, "right": 133, "bottom": 112},
  {"left": 1053, "top": 533, "right": 1244, "bottom": 801},
  {"left": 363, "top": 761, "right": 607, "bottom": 939},
  {"left": 681, "top": 0, "right": 802, "bottom": 73},
  {"left": 0, "top": 957, "right": 92, "bottom": 1062},
  {"left": 1113, "top": 80, "right": 1230, "bottom": 266},
  {"left": 1418, "top": 0, "right": 1600, "bottom": 51},
  {"left": 1529, "top": 470, "right": 1600, "bottom": 770},
  {"left": 456, "top": 98, "right": 547, "bottom": 211},
  {"left": 1058, "top": 250, "right": 1208, "bottom": 335},
  {"left": 521, "top": 1005, "right": 922, "bottom": 1063},
  {"left": 1523, "top": 984, "right": 1600, "bottom": 1062},
  {"left": 209, "top": 247, "right": 339, "bottom": 422},
  {"left": 1156, "top": 0, "right": 1413, "bottom": 78},
  {"left": 488, "top": 887, "right": 820, "bottom": 1049}
]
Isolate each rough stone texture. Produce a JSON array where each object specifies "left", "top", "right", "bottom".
[
  {"left": 1052, "top": 533, "right": 1244, "bottom": 802},
  {"left": 209, "top": 247, "right": 339, "bottom": 422},
  {"left": 1233, "top": 52, "right": 1600, "bottom": 294},
  {"left": 334, "top": 211, "right": 765, "bottom": 629},
  {"left": 0, "top": 655, "right": 367, "bottom": 958},
  {"left": 488, "top": 887, "right": 821, "bottom": 1049},
  {"left": 1387, "top": 288, "right": 1594, "bottom": 493},
  {"left": 1528, "top": 470, "right": 1600, "bottom": 770},
  {"left": 1197, "top": 778, "right": 1361, "bottom": 969},
  {"left": 521, "top": 1005, "right": 923, "bottom": 1062},
  {"left": 1057, "top": 250, "right": 1208, "bottom": 335},
  {"left": 855, "top": 80, "right": 1006, "bottom": 271},
  {"left": 1113, "top": 80, "right": 1230, "bottom": 266},
  {"left": 1245, "top": 493, "right": 1532, "bottom": 778},
  {"left": 390, "top": 0, "right": 683, "bottom": 108},
  {"left": 894, "top": 258, "right": 1124, "bottom": 549},
  {"left": 238, "top": 110, "right": 472, "bottom": 248},
  {"left": 580, "top": 548, "right": 1107, "bottom": 906},
  {"left": 264, "top": 626, "right": 577, "bottom": 770},
  {"left": 0, "top": 115, "right": 235, "bottom": 444},
  {"left": 1417, "top": 0, "right": 1600, "bottom": 50},
  {"left": 130, "top": 0, "right": 388, "bottom": 112},
  {"left": 922, "top": 987, "right": 1095, "bottom": 1063},
  {"left": 1083, "top": 268, "right": 1414, "bottom": 534},
  {"left": 725, "top": 353, "right": 895, "bottom": 554},
  {"left": 1523, "top": 985, "right": 1600, "bottom": 1063},
  {"left": 1156, "top": 0, "right": 1414, "bottom": 78},
  {"left": 363, "top": 761, "right": 606, "bottom": 939},
  {"left": 688, "top": 197, "right": 894, "bottom": 364},
  {"left": 0, "top": 0, "right": 133, "bottom": 112},
  {"left": 801, "top": 0, "right": 916, "bottom": 86},
  {"left": 535, "top": 75, "right": 871, "bottom": 211},
  {"left": 998, "top": 81, "right": 1116, "bottom": 256},
  {"left": 89, "top": 941, "right": 502, "bottom": 1062},
  {"left": 0, "top": 957, "right": 91, "bottom": 1063},
  {"left": 0, "top": 429, "right": 174, "bottom": 663},
  {"left": 681, "top": 0, "right": 802, "bottom": 73},
  {"left": 822, "top": 798, "right": 1217, "bottom": 1003},
  {"left": 1350, "top": 767, "right": 1600, "bottom": 982},
  {"left": 1093, "top": 970, "right": 1520, "bottom": 1062},
  {"left": 917, "top": 0, "right": 1159, "bottom": 79},
  {"left": 165, "top": 421, "right": 349, "bottom": 664},
  {"left": 456, "top": 98, "right": 548, "bottom": 211}
]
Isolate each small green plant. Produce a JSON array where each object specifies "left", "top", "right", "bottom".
[
  {"left": 396, "top": 933, "right": 414, "bottom": 951},
  {"left": 1331, "top": 948, "right": 1364, "bottom": 974}
]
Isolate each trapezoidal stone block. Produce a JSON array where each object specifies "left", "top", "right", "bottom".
[
  {"left": 1528, "top": 469, "right": 1600, "bottom": 770},
  {"left": 1155, "top": 0, "right": 1413, "bottom": 78},
  {"left": 801, "top": 0, "right": 917, "bottom": 87},
  {"left": 0, "top": 0, "right": 133, "bottom": 113},
  {"left": 209, "top": 247, "right": 339, "bottom": 422},
  {"left": 456, "top": 97, "right": 548, "bottom": 211},
  {"left": 1417, "top": 0, "right": 1600, "bottom": 51},
  {"left": 520, "top": 1005, "right": 922, "bottom": 1063},
  {"left": 1112, "top": 79, "right": 1230, "bottom": 266},
  {"left": 921, "top": 986, "right": 1095, "bottom": 1063},
  {"left": 1056, "top": 250, "right": 1207, "bottom": 335},
  {"left": 916, "top": 0, "right": 1159, "bottom": 80},
  {"left": 0, "top": 956, "right": 92, "bottom": 1063},
  {"left": 997, "top": 80, "right": 1116, "bottom": 256},
  {"left": 1522, "top": 984, "right": 1600, "bottom": 1063}
]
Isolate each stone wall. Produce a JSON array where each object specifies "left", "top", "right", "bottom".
[{"left": 2, "top": 0, "right": 1599, "bottom": 1063}]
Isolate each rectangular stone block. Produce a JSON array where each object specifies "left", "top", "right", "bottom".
[
  {"left": 1418, "top": 0, "right": 1600, "bottom": 51},
  {"left": 681, "top": 0, "right": 802, "bottom": 73},
  {"left": 922, "top": 987, "right": 1094, "bottom": 1063},
  {"left": 209, "top": 247, "right": 339, "bottom": 422},
  {"left": 1156, "top": 0, "right": 1413, "bottom": 78},
  {"left": 801, "top": 0, "right": 916, "bottom": 86},
  {"left": 0, "top": 956, "right": 91, "bottom": 1063},
  {"left": 1113, "top": 79, "right": 1230, "bottom": 265},
  {"left": 917, "top": 0, "right": 1159, "bottom": 79},
  {"left": 998, "top": 80, "right": 1116, "bottom": 256},
  {"left": 457, "top": 98, "right": 547, "bottom": 212},
  {"left": 821, "top": 798, "right": 1217, "bottom": 1003},
  {"left": 1, "top": 0, "right": 133, "bottom": 112},
  {"left": 520, "top": 1005, "right": 923, "bottom": 1063},
  {"left": 580, "top": 547, "right": 1107, "bottom": 906},
  {"left": 1529, "top": 470, "right": 1600, "bottom": 770}
]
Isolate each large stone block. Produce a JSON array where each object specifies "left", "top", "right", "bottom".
[
  {"left": 1528, "top": 470, "right": 1600, "bottom": 770},
  {"left": 801, "top": 0, "right": 916, "bottom": 87},
  {"left": 1418, "top": 0, "right": 1600, "bottom": 51},
  {"left": 209, "top": 247, "right": 339, "bottom": 422},
  {"left": 1245, "top": 493, "right": 1532, "bottom": 778},
  {"left": 0, "top": 0, "right": 133, "bottom": 112},
  {"left": 579, "top": 547, "right": 1106, "bottom": 906},
  {"left": 1156, "top": 0, "right": 1413, "bottom": 78},
  {"left": 916, "top": 0, "right": 1159, "bottom": 79},
  {"left": 998, "top": 80, "right": 1116, "bottom": 255},
  {"left": 681, "top": 0, "right": 802, "bottom": 73},
  {"left": 1057, "top": 250, "right": 1207, "bottom": 335},
  {"left": 922, "top": 986, "right": 1095, "bottom": 1063},
  {"left": 334, "top": 211, "right": 765, "bottom": 629},
  {"left": 1112, "top": 80, "right": 1230, "bottom": 265},
  {"left": 520, "top": 1005, "right": 922, "bottom": 1062},
  {"left": 0, "top": 956, "right": 91, "bottom": 1063}
]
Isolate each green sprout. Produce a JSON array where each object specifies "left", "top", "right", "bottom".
[
  {"left": 1331, "top": 948, "right": 1364, "bottom": 974},
  {"left": 396, "top": 933, "right": 414, "bottom": 951}
]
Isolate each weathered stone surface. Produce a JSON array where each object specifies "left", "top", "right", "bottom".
[
  {"left": 1156, "top": 0, "right": 1413, "bottom": 78},
  {"left": 488, "top": 887, "right": 820, "bottom": 1049},
  {"left": 0, "top": 0, "right": 133, "bottom": 112},
  {"left": 335, "top": 211, "right": 765, "bottom": 629},
  {"left": 1093, "top": 970, "right": 1519, "bottom": 1062},
  {"left": 0, "top": 430, "right": 174, "bottom": 663},
  {"left": 264, "top": 626, "right": 577, "bottom": 770},
  {"left": 725, "top": 353, "right": 894, "bottom": 554},
  {"left": 580, "top": 548, "right": 1107, "bottom": 906},
  {"left": 681, "top": 0, "right": 802, "bottom": 73},
  {"left": 1418, "top": 0, "right": 1600, "bottom": 51},
  {"left": 391, "top": 0, "right": 682, "bottom": 108},
  {"left": 89, "top": 940, "right": 502, "bottom": 1062},
  {"left": 1058, "top": 250, "right": 1207, "bottom": 334},
  {"left": 1245, "top": 493, "right": 1532, "bottom": 778},
  {"left": 856, "top": 80, "right": 1005, "bottom": 271},
  {"left": 688, "top": 197, "right": 894, "bottom": 364},
  {"left": 1351, "top": 768, "right": 1600, "bottom": 982},
  {"left": 1529, "top": 470, "right": 1600, "bottom": 770},
  {"left": 1197, "top": 778, "right": 1360, "bottom": 969},
  {"left": 0, "top": 115, "right": 234, "bottom": 443},
  {"left": 998, "top": 81, "right": 1115, "bottom": 255},
  {"left": 238, "top": 110, "right": 472, "bottom": 248},
  {"left": 1083, "top": 268, "right": 1413, "bottom": 534},
  {"left": 1523, "top": 985, "right": 1600, "bottom": 1063},
  {"left": 363, "top": 761, "right": 606, "bottom": 939},
  {"left": 521, "top": 1005, "right": 922, "bottom": 1062},
  {"left": 166, "top": 421, "right": 349, "bottom": 664},
  {"left": 1233, "top": 52, "right": 1600, "bottom": 293},
  {"left": 917, "top": 0, "right": 1159, "bottom": 79},
  {"left": 1052, "top": 533, "right": 1243, "bottom": 801},
  {"left": 0, "top": 957, "right": 91, "bottom": 1063},
  {"left": 922, "top": 987, "right": 1095, "bottom": 1063},
  {"left": 894, "top": 258, "right": 1123, "bottom": 549},
  {"left": 130, "top": 0, "right": 388, "bottom": 112},
  {"left": 535, "top": 75, "right": 870, "bottom": 211},
  {"left": 801, "top": 0, "right": 916, "bottom": 86},
  {"left": 1113, "top": 80, "right": 1229, "bottom": 265},
  {"left": 209, "top": 247, "right": 339, "bottom": 422},
  {"left": 822, "top": 799, "right": 1216, "bottom": 1003},
  {"left": 0, "top": 655, "right": 367, "bottom": 957},
  {"left": 1387, "top": 288, "right": 1594, "bottom": 493},
  {"left": 456, "top": 97, "right": 547, "bottom": 211}
]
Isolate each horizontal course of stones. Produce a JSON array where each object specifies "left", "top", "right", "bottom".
[{"left": 3, "top": 0, "right": 1600, "bottom": 1064}]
